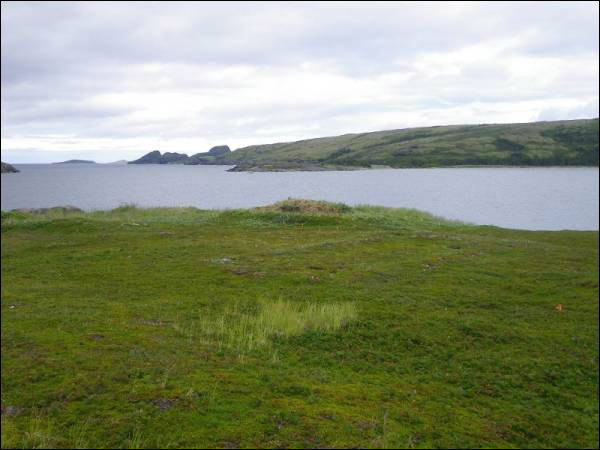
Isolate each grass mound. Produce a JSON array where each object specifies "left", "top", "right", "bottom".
[
  {"left": 257, "top": 199, "right": 352, "bottom": 215},
  {"left": 2, "top": 200, "right": 460, "bottom": 231}
]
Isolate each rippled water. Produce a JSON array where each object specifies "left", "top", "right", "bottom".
[{"left": 1, "top": 164, "right": 598, "bottom": 230}]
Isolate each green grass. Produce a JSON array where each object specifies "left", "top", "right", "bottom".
[
  {"left": 217, "top": 118, "right": 599, "bottom": 169},
  {"left": 1, "top": 201, "right": 598, "bottom": 448},
  {"left": 257, "top": 199, "right": 353, "bottom": 215},
  {"left": 192, "top": 299, "right": 358, "bottom": 352}
]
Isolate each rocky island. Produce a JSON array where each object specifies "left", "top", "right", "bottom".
[
  {"left": 128, "top": 146, "right": 231, "bottom": 165},
  {"left": 53, "top": 159, "right": 96, "bottom": 164},
  {"left": 1, "top": 162, "right": 19, "bottom": 173}
]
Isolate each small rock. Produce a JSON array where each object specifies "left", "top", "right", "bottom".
[
  {"left": 154, "top": 398, "right": 176, "bottom": 411},
  {"left": 1, "top": 406, "right": 21, "bottom": 416},
  {"left": 212, "top": 258, "right": 233, "bottom": 265}
]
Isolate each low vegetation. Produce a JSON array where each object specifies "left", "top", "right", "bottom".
[
  {"left": 257, "top": 199, "right": 353, "bottom": 215},
  {"left": 220, "top": 118, "right": 599, "bottom": 170},
  {"left": 1, "top": 200, "right": 598, "bottom": 448},
  {"left": 192, "top": 299, "right": 358, "bottom": 352}
]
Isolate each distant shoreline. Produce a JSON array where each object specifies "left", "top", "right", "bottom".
[
  {"left": 4, "top": 163, "right": 599, "bottom": 171},
  {"left": 52, "top": 160, "right": 96, "bottom": 165}
]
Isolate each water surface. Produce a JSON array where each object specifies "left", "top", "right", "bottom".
[{"left": 2, "top": 164, "right": 598, "bottom": 230}]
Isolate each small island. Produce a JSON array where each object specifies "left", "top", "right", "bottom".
[
  {"left": 1, "top": 161, "right": 19, "bottom": 173},
  {"left": 128, "top": 146, "right": 231, "bottom": 165},
  {"left": 103, "top": 160, "right": 128, "bottom": 166},
  {"left": 53, "top": 160, "right": 96, "bottom": 164}
]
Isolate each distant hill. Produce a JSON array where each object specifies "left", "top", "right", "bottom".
[
  {"left": 129, "top": 150, "right": 189, "bottom": 165},
  {"left": 129, "top": 146, "right": 231, "bottom": 165},
  {"left": 186, "top": 145, "right": 231, "bottom": 165},
  {"left": 1, "top": 162, "right": 19, "bottom": 173},
  {"left": 126, "top": 119, "right": 599, "bottom": 171},
  {"left": 218, "top": 118, "right": 599, "bottom": 170},
  {"left": 53, "top": 160, "right": 96, "bottom": 164}
]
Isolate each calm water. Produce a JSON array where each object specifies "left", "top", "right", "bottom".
[{"left": 1, "top": 164, "right": 598, "bottom": 230}]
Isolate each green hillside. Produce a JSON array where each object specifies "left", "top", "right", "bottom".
[
  {"left": 219, "top": 118, "right": 599, "bottom": 170},
  {"left": 1, "top": 201, "right": 598, "bottom": 448}
]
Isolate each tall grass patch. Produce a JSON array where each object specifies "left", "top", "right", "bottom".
[{"left": 197, "top": 299, "right": 358, "bottom": 351}]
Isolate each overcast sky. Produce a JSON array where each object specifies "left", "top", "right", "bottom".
[{"left": 1, "top": 1, "right": 598, "bottom": 163}]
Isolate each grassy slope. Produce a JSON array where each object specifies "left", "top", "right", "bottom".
[
  {"left": 1, "top": 201, "right": 598, "bottom": 449},
  {"left": 221, "top": 119, "right": 599, "bottom": 168}
]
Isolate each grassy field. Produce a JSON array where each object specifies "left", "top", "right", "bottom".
[
  {"left": 216, "top": 118, "right": 599, "bottom": 170},
  {"left": 1, "top": 200, "right": 598, "bottom": 448}
]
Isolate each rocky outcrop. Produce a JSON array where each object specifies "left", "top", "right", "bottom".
[
  {"left": 130, "top": 146, "right": 231, "bottom": 165},
  {"left": 161, "top": 152, "right": 190, "bottom": 164},
  {"left": 207, "top": 145, "right": 231, "bottom": 156},
  {"left": 129, "top": 151, "right": 189, "bottom": 165},
  {"left": 186, "top": 145, "right": 232, "bottom": 165},
  {"left": 1, "top": 162, "right": 19, "bottom": 173},
  {"left": 129, "top": 151, "right": 162, "bottom": 164}
]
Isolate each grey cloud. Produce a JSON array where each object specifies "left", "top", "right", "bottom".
[
  {"left": 1, "top": 1, "right": 598, "bottom": 162},
  {"left": 538, "top": 99, "right": 600, "bottom": 121},
  {"left": 4, "top": 101, "right": 134, "bottom": 124},
  {"left": 4, "top": 2, "right": 596, "bottom": 80}
]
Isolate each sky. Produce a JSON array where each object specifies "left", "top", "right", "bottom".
[{"left": 1, "top": 1, "right": 599, "bottom": 163}]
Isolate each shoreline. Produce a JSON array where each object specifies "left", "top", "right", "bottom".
[
  {"left": 4, "top": 163, "right": 599, "bottom": 170},
  {"left": 226, "top": 163, "right": 600, "bottom": 172}
]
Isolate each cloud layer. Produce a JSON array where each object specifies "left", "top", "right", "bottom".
[{"left": 2, "top": 1, "right": 598, "bottom": 162}]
